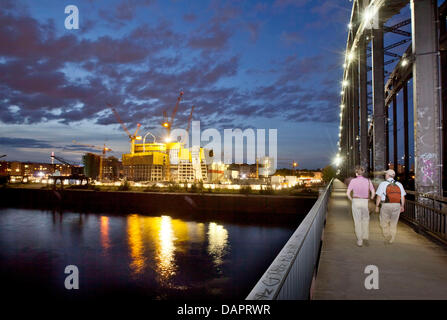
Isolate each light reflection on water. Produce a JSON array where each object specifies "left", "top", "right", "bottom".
[
  {"left": 125, "top": 214, "right": 230, "bottom": 288},
  {"left": 207, "top": 222, "right": 229, "bottom": 269},
  {"left": 157, "top": 216, "right": 176, "bottom": 281},
  {"left": 100, "top": 216, "right": 110, "bottom": 253},
  {"left": 127, "top": 214, "right": 146, "bottom": 276},
  {"left": 0, "top": 208, "right": 296, "bottom": 299}
]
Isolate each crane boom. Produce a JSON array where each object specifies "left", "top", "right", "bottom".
[
  {"left": 169, "top": 91, "right": 184, "bottom": 127},
  {"left": 186, "top": 105, "right": 195, "bottom": 132},
  {"left": 133, "top": 123, "right": 141, "bottom": 137},
  {"left": 110, "top": 106, "right": 132, "bottom": 138}
]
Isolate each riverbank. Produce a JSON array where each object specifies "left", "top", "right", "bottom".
[{"left": 0, "top": 187, "right": 317, "bottom": 224}]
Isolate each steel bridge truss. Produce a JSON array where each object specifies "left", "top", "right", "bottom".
[{"left": 338, "top": 0, "right": 447, "bottom": 197}]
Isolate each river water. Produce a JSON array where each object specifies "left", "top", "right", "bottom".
[{"left": 0, "top": 208, "right": 297, "bottom": 301}]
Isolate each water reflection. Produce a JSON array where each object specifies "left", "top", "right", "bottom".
[
  {"left": 157, "top": 216, "right": 176, "bottom": 280},
  {"left": 100, "top": 216, "right": 110, "bottom": 253},
  {"left": 127, "top": 215, "right": 229, "bottom": 281},
  {"left": 187, "top": 222, "right": 205, "bottom": 243},
  {"left": 207, "top": 222, "right": 229, "bottom": 269},
  {"left": 127, "top": 214, "right": 145, "bottom": 276},
  {"left": 0, "top": 208, "right": 295, "bottom": 300}
]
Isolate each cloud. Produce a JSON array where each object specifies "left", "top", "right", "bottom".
[
  {"left": 273, "top": 0, "right": 309, "bottom": 9},
  {"left": 62, "top": 144, "right": 103, "bottom": 154},
  {"left": 0, "top": 3, "right": 340, "bottom": 134},
  {"left": 0, "top": 137, "right": 54, "bottom": 149},
  {"left": 183, "top": 13, "right": 197, "bottom": 22},
  {"left": 188, "top": 24, "right": 232, "bottom": 50},
  {"left": 245, "top": 21, "right": 262, "bottom": 42},
  {"left": 99, "top": 0, "right": 154, "bottom": 26},
  {"left": 280, "top": 31, "right": 304, "bottom": 45}
]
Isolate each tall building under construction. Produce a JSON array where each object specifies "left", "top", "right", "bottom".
[{"left": 122, "top": 142, "right": 211, "bottom": 182}]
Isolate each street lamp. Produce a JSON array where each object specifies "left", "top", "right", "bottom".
[{"left": 293, "top": 161, "right": 298, "bottom": 176}]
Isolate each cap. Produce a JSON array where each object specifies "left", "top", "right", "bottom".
[{"left": 384, "top": 169, "right": 395, "bottom": 177}]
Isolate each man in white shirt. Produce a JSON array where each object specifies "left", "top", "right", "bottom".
[{"left": 375, "top": 169, "right": 406, "bottom": 244}]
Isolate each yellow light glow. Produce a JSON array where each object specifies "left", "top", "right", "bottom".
[
  {"left": 207, "top": 222, "right": 228, "bottom": 268},
  {"left": 135, "top": 136, "right": 142, "bottom": 140},
  {"left": 100, "top": 216, "right": 110, "bottom": 252},
  {"left": 163, "top": 122, "right": 169, "bottom": 128},
  {"left": 158, "top": 215, "right": 176, "bottom": 280},
  {"left": 127, "top": 214, "right": 145, "bottom": 276}
]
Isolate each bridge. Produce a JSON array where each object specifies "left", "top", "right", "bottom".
[{"left": 246, "top": 0, "right": 447, "bottom": 300}]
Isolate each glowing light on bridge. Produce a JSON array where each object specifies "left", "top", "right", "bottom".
[
  {"left": 363, "top": 7, "right": 376, "bottom": 24},
  {"left": 333, "top": 154, "right": 342, "bottom": 167}
]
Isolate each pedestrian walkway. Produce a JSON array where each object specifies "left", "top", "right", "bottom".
[{"left": 313, "top": 179, "right": 447, "bottom": 299}]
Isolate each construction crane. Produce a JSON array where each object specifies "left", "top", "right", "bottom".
[
  {"left": 161, "top": 91, "right": 184, "bottom": 181},
  {"left": 162, "top": 91, "right": 184, "bottom": 139},
  {"left": 109, "top": 104, "right": 142, "bottom": 154},
  {"left": 50, "top": 152, "right": 86, "bottom": 178},
  {"left": 72, "top": 140, "right": 112, "bottom": 181},
  {"left": 186, "top": 105, "right": 195, "bottom": 133}
]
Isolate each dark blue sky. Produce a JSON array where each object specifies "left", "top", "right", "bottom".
[{"left": 0, "top": 0, "right": 353, "bottom": 169}]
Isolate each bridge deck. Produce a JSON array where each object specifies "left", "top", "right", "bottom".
[{"left": 313, "top": 179, "right": 447, "bottom": 300}]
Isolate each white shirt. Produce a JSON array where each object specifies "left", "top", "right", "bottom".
[{"left": 376, "top": 178, "right": 406, "bottom": 202}]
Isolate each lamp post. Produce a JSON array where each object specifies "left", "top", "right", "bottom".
[{"left": 293, "top": 161, "right": 298, "bottom": 176}]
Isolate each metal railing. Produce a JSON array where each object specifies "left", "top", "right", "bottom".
[
  {"left": 402, "top": 199, "right": 447, "bottom": 243},
  {"left": 246, "top": 179, "right": 333, "bottom": 300}
]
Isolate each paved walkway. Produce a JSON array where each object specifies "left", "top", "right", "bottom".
[{"left": 313, "top": 179, "right": 447, "bottom": 300}]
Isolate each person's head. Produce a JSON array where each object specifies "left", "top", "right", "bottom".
[
  {"left": 354, "top": 165, "right": 365, "bottom": 177},
  {"left": 384, "top": 169, "right": 395, "bottom": 180}
]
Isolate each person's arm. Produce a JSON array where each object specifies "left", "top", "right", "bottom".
[
  {"left": 346, "top": 180, "right": 353, "bottom": 201},
  {"left": 375, "top": 194, "right": 381, "bottom": 213},
  {"left": 346, "top": 188, "right": 353, "bottom": 201},
  {"left": 375, "top": 183, "right": 382, "bottom": 213},
  {"left": 399, "top": 183, "right": 406, "bottom": 212},
  {"left": 369, "top": 180, "right": 375, "bottom": 200}
]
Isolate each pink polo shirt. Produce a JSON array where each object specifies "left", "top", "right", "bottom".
[{"left": 347, "top": 176, "right": 375, "bottom": 199}]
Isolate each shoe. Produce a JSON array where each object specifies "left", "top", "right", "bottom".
[
  {"left": 389, "top": 237, "right": 395, "bottom": 244},
  {"left": 357, "top": 240, "right": 363, "bottom": 247},
  {"left": 383, "top": 236, "right": 392, "bottom": 245},
  {"left": 363, "top": 240, "right": 369, "bottom": 247}
]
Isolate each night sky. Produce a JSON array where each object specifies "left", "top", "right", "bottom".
[{"left": 0, "top": 0, "right": 354, "bottom": 169}]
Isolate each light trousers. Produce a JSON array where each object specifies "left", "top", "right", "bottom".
[
  {"left": 380, "top": 203, "right": 401, "bottom": 241},
  {"left": 351, "top": 199, "right": 370, "bottom": 241}
]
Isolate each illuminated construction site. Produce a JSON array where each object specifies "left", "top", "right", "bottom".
[
  {"left": 116, "top": 92, "right": 225, "bottom": 183},
  {"left": 122, "top": 141, "right": 216, "bottom": 182}
]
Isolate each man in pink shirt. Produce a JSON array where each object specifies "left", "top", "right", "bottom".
[{"left": 346, "top": 166, "right": 376, "bottom": 247}]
